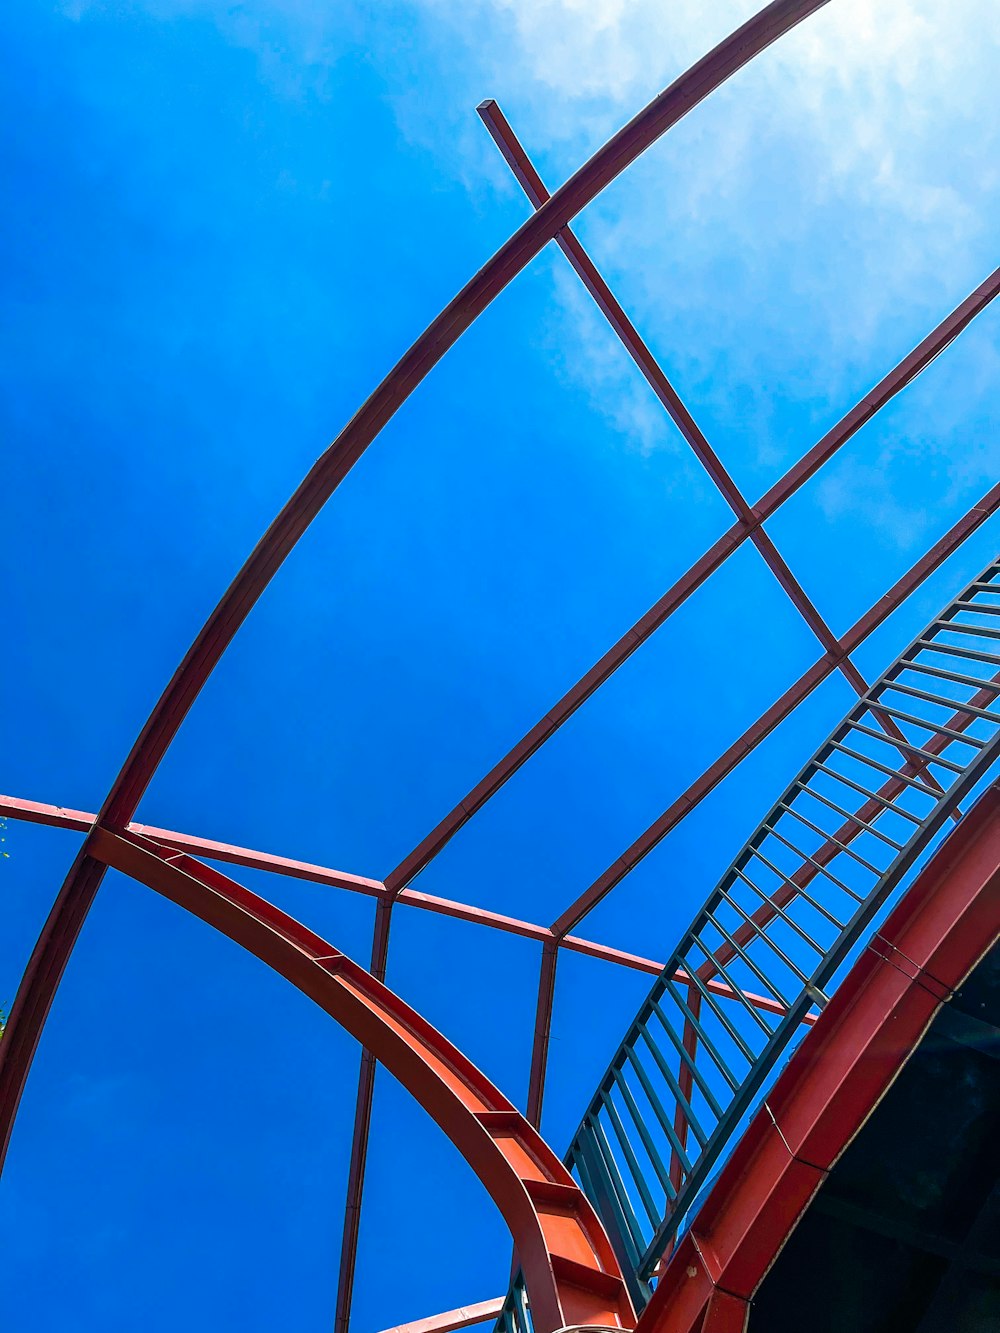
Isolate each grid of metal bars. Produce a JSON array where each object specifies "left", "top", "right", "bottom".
[
  {"left": 553, "top": 557, "right": 1000, "bottom": 1307},
  {"left": 4, "top": 7, "right": 1000, "bottom": 1333},
  {"left": 339, "top": 88, "right": 1000, "bottom": 1330}
]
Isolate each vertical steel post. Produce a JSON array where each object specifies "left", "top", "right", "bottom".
[
  {"left": 526, "top": 941, "right": 559, "bottom": 1130},
  {"left": 334, "top": 898, "right": 394, "bottom": 1333}
]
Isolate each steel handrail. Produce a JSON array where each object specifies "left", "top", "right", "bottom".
[{"left": 485, "top": 556, "right": 1000, "bottom": 1322}]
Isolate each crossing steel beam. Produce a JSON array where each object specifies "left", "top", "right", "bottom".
[
  {"left": 4, "top": 5, "right": 1000, "bottom": 1329},
  {"left": 387, "top": 262, "right": 1000, "bottom": 896}
]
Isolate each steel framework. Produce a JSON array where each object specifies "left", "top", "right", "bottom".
[
  {"left": 562, "top": 558, "right": 1000, "bottom": 1302},
  {"left": 4, "top": 3, "right": 1000, "bottom": 1331},
  {"left": 641, "top": 781, "right": 1000, "bottom": 1333}
]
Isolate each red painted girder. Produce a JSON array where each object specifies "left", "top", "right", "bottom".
[
  {"left": 0, "top": 793, "right": 809, "bottom": 1022},
  {"left": 669, "top": 990, "right": 702, "bottom": 1205},
  {"left": 0, "top": 6, "right": 834, "bottom": 1177},
  {"left": 478, "top": 100, "right": 961, "bottom": 823},
  {"left": 477, "top": 97, "right": 754, "bottom": 527},
  {"left": 377, "top": 1300, "right": 506, "bottom": 1333},
  {"left": 473, "top": 100, "right": 974, "bottom": 1140},
  {"left": 478, "top": 101, "right": 869, "bottom": 704},
  {"left": 0, "top": 794, "right": 385, "bottom": 896},
  {"left": 88, "top": 828, "right": 636, "bottom": 1333},
  {"left": 636, "top": 783, "right": 1000, "bottom": 1333},
  {"left": 550, "top": 483, "right": 1000, "bottom": 938},
  {"left": 475, "top": 99, "right": 966, "bottom": 834},
  {"left": 695, "top": 669, "right": 1000, "bottom": 985},
  {"left": 386, "top": 271, "right": 1000, "bottom": 896}
]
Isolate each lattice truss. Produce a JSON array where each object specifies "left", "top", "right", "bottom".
[{"left": 4, "top": 3, "right": 1000, "bottom": 1332}]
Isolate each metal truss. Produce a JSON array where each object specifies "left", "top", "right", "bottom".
[
  {"left": 0, "top": 794, "right": 806, "bottom": 1021},
  {"left": 640, "top": 782, "right": 1000, "bottom": 1333},
  {"left": 562, "top": 557, "right": 1000, "bottom": 1302},
  {"left": 4, "top": 3, "right": 1000, "bottom": 1331}
]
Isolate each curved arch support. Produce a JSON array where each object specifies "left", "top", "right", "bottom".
[
  {"left": 0, "top": 0, "right": 832, "bottom": 1183},
  {"left": 87, "top": 827, "right": 635, "bottom": 1333}
]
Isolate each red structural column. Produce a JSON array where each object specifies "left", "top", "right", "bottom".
[
  {"left": 525, "top": 942, "right": 559, "bottom": 1131},
  {"left": 668, "top": 990, "right": 702, "bottom": 1202}
]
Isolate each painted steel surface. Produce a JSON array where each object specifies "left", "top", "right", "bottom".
[
  {"left": 0, "top": 790, "right": 816, "bottom": 1014},
  {"left": 87, "top": 828, "right": 636, "bottom": 1333},
  {"left": 516, "top": 486, "right": 1000, "bottom": 1170},
  {"left": 0, "top": 0, "right": 831, "bottom": 1201},
  {"left": 3, "top": 4, "right": 1000, "bottom": 1329},
  {"left": 636, "top": 782, "right": 1000, "bottom": 1333},
  {"left": 564, "top": 557, "right": 1000, "bottom": 1297},
  {"left": 376, "top": 1300, "right": 507, "bottom": 1333},
  {"left": 386, "top": 273, "right": 1000, "bottom": 897},
  {"left": 552, "top": 493, "right": 1000, "bottom": 937}
]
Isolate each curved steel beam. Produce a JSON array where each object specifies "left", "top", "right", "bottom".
[
  {"left": 0, "top": 0, "right": 830, "bottom": 1181},
  {"left": 88, "top": 827, "right": 636, "bottom": 1333},
  {"left": 387, "top": 262, "right": 1000, "bottom": 894},
  {"left": 480, "top": 96, "right": 958, "bottom": 822},
  {"left": 635, "top": 783, "right": 1000, "bottom": 1333},
  {"left": 551, "top": 484, "right": 1000, "bottom": 938},
  {"left": 104, "top": 0, "right": 831, "bottom": 837},
  {"left": 561, "top": 553, "right": 1000, "bottom": 1284},
  {"left": 0, "top": 790, "right": 795, "bottom": 1001}
]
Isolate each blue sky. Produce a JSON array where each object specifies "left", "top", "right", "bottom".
[{"left": 3, "top": 1, "right": 1000, "bottom": 1329}]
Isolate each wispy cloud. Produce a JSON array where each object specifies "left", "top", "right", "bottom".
[
  {"left": 57, "top": 0, "right": 1000, "bottom": 535},
  {"left": 439, "top": 0, "right": 1000, "bottom": 521}
]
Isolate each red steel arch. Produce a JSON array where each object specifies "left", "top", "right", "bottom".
[
  {"left": 5, "top": 3, "right": 1000, "bottom": 1329},
  {"left": 87, "top": 826, "right": 635, "bottom": 1333},
  {"left": 0, "top": 0, "right": 832, "bottom": 1176}
]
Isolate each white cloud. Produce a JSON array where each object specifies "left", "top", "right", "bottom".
[{"left": 58, "top": 0, "right": 1000, "bottom": 517}]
